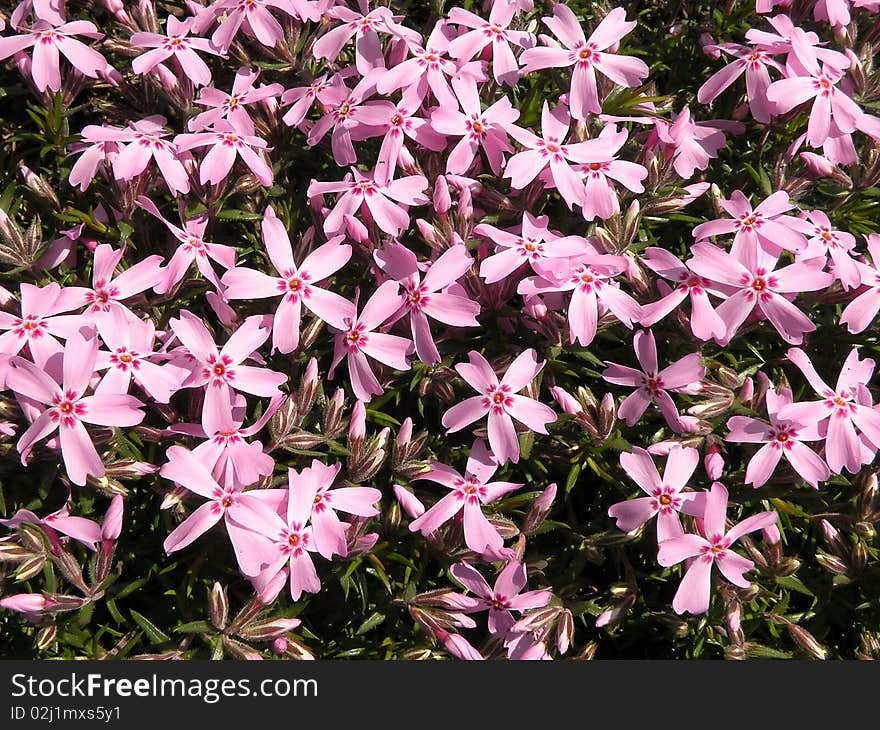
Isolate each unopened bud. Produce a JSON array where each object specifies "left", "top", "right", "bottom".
[
  {"left": 598, "top": 392, "right": 616, "bottom": 437},
  {"left": 209, "top": 582, "right": 228, "bottom": 630},
  {"left": 20, "top": 165, "right": 60, "bottom": 208},
  {"left": 238, "top": 617, "right": 301, "bottom": 642},
  {"left": 523, "top": 482, "right": 557, "bottom": 534},
  {"left": 433, "top": 176, "right": 452, "bottom": 217},
  {"left": 322, "top": 388, "right": 346, "bottom": 438},
  {"left": 295, "top": 358, "right": 319, "bottom": 419},
  {"left": 36, "top": 623, "right": 57, "bottom": 649},
  {"left": 787, "top": 624, "right": 827, "bottom": 660}
]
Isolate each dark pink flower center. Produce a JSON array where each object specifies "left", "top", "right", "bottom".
[{"left": 483, "top": 385, "right": 513, "bottom": 414}]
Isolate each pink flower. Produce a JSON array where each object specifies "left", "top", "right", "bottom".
[
  {"left": 5, "top": 328, "right": 146, "bottom": 486},
  {"left": 160, "top": 445, "right": 280, "bottom": 577},
  {"left": 408, "top": 439, "right": 522, "bottom": 553},
  {"left": 449, "top": 560, "right": 552, "bottom": 636},
  {"left": 102, "top": 116, "right": 191, "bottom": 196},
  {"left": 697, "top": 42, "right": 782, "bottom": 123},
  {"left": 222, "top": 205, "right": 353, "bottom": 354},
  {"left": 0, "top": 19, "right": 106, "bottom": 92},
  {"left": 475, "top": 211, "right": 588, "bottom": 284},
  {"left": 653, "top": 108, "right": 736, "bottom": 180},
  {"left": 66, "top": 243, "right": 164, "bottom": 325},
  {"left": 726, "top": 387, "right": 830, "bottom": 488},
  {"left": 519, "top": 6, "right": 648, "bottom": 120},
  {"left": 840, "top": 234, "right": 880, "bottom": 333},
  {"left": 327, "top": 280, "right": 413, "bottom": 403},
  {"left": 168, "top": 310, "right": 287, "bottom": 424},
  {"left": 572, "top": 125, "right": 647, "bottom": 221},
  {"left": 441, "top": 348, "right": 556, "bottom": 464},
  {"left": 192, "top": 0, "right": 320, "bottom": 54},
  {"left": 608, "top": 445, "right": 706, "bottom": 542},
  {"left": 374, "top": 21, "right": 460, "bottom": 107},
  {"left": 175, "top": 119, "right": 273, "bottom": 187},
  {"left": 602, "top": 329, "right": 705, "bottom": 432},
  {"left": 307, "top": 168, "right": 429, "bottom": 238},
  {"left": 430, "top": 77, "right": 521, "bottom": 175},
  {"left": 1, "top": 500, "right": 102, "bottom": 551},
  {"left": 692, "top": 189, "right": 809, "bottom": 257},
  {"left": 136, "top": 196, "right": 236, "bottom": 295},
  {"left": 447, "top": 0, "right": 534, "bottom": 85},
  {"left": 0, "top": 282, "right": 83, "bottom": 368},
  {"left": 686, "top": 239, "right": 833, "bottom": 345},
  {"left": 300, "top": 459, "right": 381, "bottom": 560},
  {"left": 130, "top": 15, "right": 222, "bottom": 87},
  {"left": 797, "top": 209, "right": 861, "bottom": 291},
  {"left": 312, "top": 6, "right": 419, "bottom": 74},
  {"left": 518, "top": 245, "right": 642, "bottom": 347},
  {"left": 306, "top": 72, "right": 388, "bottom": 166},
  {"left": 780, "top": 347, "right": 880, "bottom": 475},
  {"left": 370, "top": 85, "right": 447, "bottom": 185},
  {"left": 766, "top": 65, "right": 863, "bottom": 149},
  {"left": 93, "top": 307, "right": 179, "bottom": 403},
  {"left": 658, "top": 482, "right": 777, "bottom": 615},
  {"left": 281, "top": 73, "right": 332, "bottom": 129},
  {"left": 374, "top": 241, "right": 480, "bottom": 365},
  {"left": 189, "top": 67, "right": 283, "bottom": 134},
  {"left": 638, "top": 247, "right": 727, "bottom": 341}
]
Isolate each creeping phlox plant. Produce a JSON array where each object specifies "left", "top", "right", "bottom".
[{"left": 1, "top": 0, "right": 880, "bottom": 661}]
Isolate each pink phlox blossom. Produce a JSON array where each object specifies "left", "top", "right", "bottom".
[
  {"left": 97, "top": 116, "right": 191, "bottom": 196},
  {"left": 519, "top": 5, "right": 648, "bottom": 120},
  {"left": 692, "top": 189, "right": 810, "bottom": 257},
  {"left": 374, "top": 20, "right": 462, "bottom": 107},
  {"left": 726, "top": 386, "right": 830, "bottom": 488},
  {"left": 188, "top": 66, "right": 284, "bottom": 134},
  {"left": 167, "top": 310, "right": 286, "bottom": 424},
  {"left": 281, "top": 73, "right": 333, "bottom": 129},
  {"left": 687, "top": 238, "right": 833, "bottom": 345},
  {"left": 307, "top": 167, "right": 429, "bottom": 238},
  {"left": 697, "top": 41, "right": 784, "bottom": 123},
  {"left": 222, "top": 205, "right": 353, "bottom": 354},
  {"left": 174, "top": 118, "right": 273, "bottom": 187},
  {"left": 93, "top": 307, "right": 179, "bottom": 403},
  {"left": 167, "top": 392, "right": 283, "bottom": 488},
  {"left": 67, "top": 125, "right": 121, "bottom": 192},
  {"left": 327, "top": 280, "right": 413, "bottom": 402},
  {"left": 130, "top": 14, "right": 223, "bottom": 87},
  {"left": 5, "top": 327, "right": 146, "bottom": 486},
  {"left": 371, "top": 84, "right": 447, "bottom": 185},
  {"left": 312, "top": 6, "right": 419, "bottom": 75},
  {"left": 653, "top": 107, "right": 738, "bottom": 179},
  {"left": 441, "top": 348, "right": 556, "bottom": 465},
  {"left": 475, "top": 211, "right": 588, "bottom": 284},
  {"left": 638, "top": 247, "right": 727, "bottom": 341},
  {"left": 602, "top": 329, "right": 705, "bottom": 432},
  {"left": 571, "top": 124, "right": 647, "bottom": 220},
  {"left": 518, "top": 245, "right": 642, "bottom": 347},
  {"left": 64, "top": 243, "right": 163, "bottom": 325},
  {"left": 447, "top": 0, "right": 535, "bottom": 86},
  {"left": 430, "top": 76, "right": 521, "bottom": 176},
  {"left": 766, "top": 63, "right": 863, "bottom": 149},
  {"left": 191, "top": 0, "right": 322, "bottom": 55},
  {"left": 9, "top": 0, "right": 66, "bottom": 28},
  {"left": 449, "top": 559, "right": 552, "bottom": 636},
  {"left": 796, "top": 209, "right": 861, "bottom": 291},
  {"left": 744, "top": 15, "right": 850, "bottom": 76},
  {"left": 374, "top": 240, "right": 480, "bottom": 365},
  {"left": 779, "top": 347, "right": 880, "bottom": 475},
  {"left": 136, "top": 196, "right": 236, "bottom": 295},
  {"left": 307, "top": 70, "right": 390, "bottom": 166},
  {"left": 607, "top": 445, "right": 707, "bottom": 541},
  {"left": 0, "top": 18, "right": 106, "bottom": 92},
  {"left": 408, "top": 439, "right": 523, "bottom": 553},
  {"left": 840, "top": 233, "right": 880, "bottom": 333},
  {"left": 299, "top": 459, "right": 381, "bottom": 560},
  {"left": 0, "top": 282, "right": 84, "bottom": 368},
  {"left": 0, "top": 499, "right": 102, "bottom": 551},
  {"left": 505, "top": 102, "right": 617, "bottom": 211},
  {"left": 160, "top": 445, "right": 281, "bottom": 578},
  {"left": 657, "top": 481, "right": 778, "bottom": 615}
]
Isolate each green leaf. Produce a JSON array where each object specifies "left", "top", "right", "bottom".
[
  {"left": 775, "top": 575, "right": 814, "bottom": 597},
  {"left": 129, "top": 610, "right": 171, "bottom": 645},
  {"left": 355, "top": 612, "right": 386, "bottom": 635}
]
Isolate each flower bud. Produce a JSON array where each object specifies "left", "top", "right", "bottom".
[
  {"left": 36, "top": 623, "right": 58, "bottom": 649},
  {"left": 523, "top": 482, "right": 557, "bottom": 534},
  {"left": 322, "top": 388, "right": 347, "bottom": 438},
  {"left": 433, "top": 175, "right": 452, "bottom": 217},
  {"left": 102, "top": 495, "right": 124, "bottom": 542},
  {"left": 550, "top": 386, "right": 582, "bottom": 415},
  {"left": 393, "top": 484, "right": 425, "bottom": 520},
  {"left": 0, "top": 593, "right": 50, "bottom": 616},
  {"left": 238, "top": 617, "right": 301, "bottom": 642},
  {"left": 703, "top": 442, "right": 724, "bottom": 481},
  {"left": 209, "top": 582, "right": 229, "bottom": 630},
  {"left": 787, "top": 624, "right": 827, "bottom": 660},
  {"left": 295, "top": 358, "right": 319, "bottom": 419},
  {"left": 348, "top": 400, "right": 367, "bottom": 444}
]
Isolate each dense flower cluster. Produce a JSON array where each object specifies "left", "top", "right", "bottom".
[{"left": 1, "top": 0, "right": 880, "bottom": 661}]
